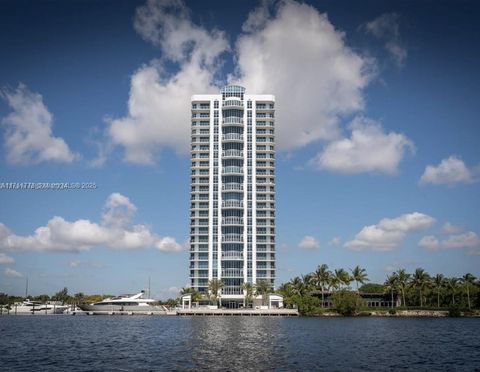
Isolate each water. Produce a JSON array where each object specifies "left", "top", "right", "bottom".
[{"left": 1, "top": 316, "right": 479, "bottom": 371}]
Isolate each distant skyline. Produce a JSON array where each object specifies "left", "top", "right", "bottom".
[{"left": 0, "top": 0, "right": 479, "bottom": 299}]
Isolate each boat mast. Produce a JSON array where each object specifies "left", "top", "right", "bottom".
[
  {"left": 25, "top": 276, "right": 28, "bottom": 298},
  {"left": 148, "top": 276, "right": 151, "bottom": 298}
]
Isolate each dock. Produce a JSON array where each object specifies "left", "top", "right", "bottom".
[{"left": 176, "top": 308, "right": 299, "bottom": 316}]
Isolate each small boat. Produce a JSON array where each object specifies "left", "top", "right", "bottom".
[{"left": 77, "top": 291, "right": 167, "bottom": 315}]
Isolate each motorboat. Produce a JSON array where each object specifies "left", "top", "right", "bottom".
[
  {"left": 7, "top": 300, "right": 68, "bottom": 315},
  {"left": 77, "top": 291, "right": 167, "bottom": 315}
]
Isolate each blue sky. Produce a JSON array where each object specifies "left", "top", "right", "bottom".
[{"left": 0, "top": 0, "right": 479, "bottom": 299}]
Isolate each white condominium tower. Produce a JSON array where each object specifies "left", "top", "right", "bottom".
[{"left": 190, "top": 85, "right": 275, "bottom": 307}]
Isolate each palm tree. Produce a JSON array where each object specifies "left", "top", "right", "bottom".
[
  {"left": 433, "top": 274, "right": 445, "bottom": 308},
  {"left": 334, "top": 268, "right": 352, "bottom": 289},
  {"left": 445, "top": 277, "right": 459, "bottom": 305},
  {"left": 313, "top": 264, "right": 331, "bottom": 307},
  {"left": 290, "top": 277, "right": 306, "bottom": 297},
  {"left": 384, "top": 274, "right": 398, "bottom": 309},
  {"left": 350, "top": 266, "right": 369, "bottom": 291},
  {"left": 277, "top": 282, "right": 295, "bottom": 308},
  {"left": 180, "top": 287, "right": 202, "bottom": 303},
  {"left": 395, "top": 269, "right": 410, "bottom": 307},
  {"left": 208, "top": 279, "right": 224, "bottom": 307},
  {"left": 411, "top": 268, "right": 430, "bottom": 307},
  {"left": 460, "top": 273, "right": 477, "bottom": 309},
  {"left": 242, "top": 282, "right": 255, "bottom": 308},
  {"left": 256, "top": 280, "right": 273, "bottom": 306}
]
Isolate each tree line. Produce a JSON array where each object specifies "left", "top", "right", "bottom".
[{"left": 275, "top": 264, "right": 479, "bottom": 315}]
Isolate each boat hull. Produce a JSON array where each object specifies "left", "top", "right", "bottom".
[{"left": 78, "top": 304, "right": 166, "bottom": 315}]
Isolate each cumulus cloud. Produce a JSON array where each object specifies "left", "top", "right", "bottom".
[
  {"left": 107, "top": 0, "right": 375, "bottom": 163},
  {"left": 234, "top": 0, "right": 374, "bottom": 150},
  {"left": 345, "top": 212, "right": 436, "bottom": 251},
  {"left": 0, "top": 193, "right": 183, "bottom": 252},
  {"left": 364, "top": 12, "right": 407, "bottom": 67},
  {"left": 298, "top": 235, "right": 320, "bottom": 250},
  {"left": 418, "top": 231, "right": 480, "bottom": 252},
  {"left": 418, "top": 235, "right": 440, "bottom": 250},
  {"left": 4, "top": 268, "right": 23, "bottom": 278},
  {"left": 329, "top": 237, "right": 342, "bottom": 246},
  {"left": 0, "top": 84, "right": 77, "bottom": 165},
  {"left": 106, "top": 0, "right": 229, "bottom": 164},
  {"left": 419, "top": 156, "right": 479, "bottom": 186},
  {"left": 442, "top": 222, "right": 464, "bottom": 235},
  {"left": 0, "top": 253, "right": 14, "bottom": 264},
  {"left": 311, "top": 117, "right": 414, "bottom": 174},
  {"left": 442, "top": 232, "right": 480, "bottom": 249}
]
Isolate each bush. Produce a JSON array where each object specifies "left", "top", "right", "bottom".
[
  {"left": 388, "top": 309, "right": 397, "bottom": 315},
  {"left": 448, "top": 306, "right": 461, "bottom": 317},
  {"left": 293, "top": 294, "right": 323, "bottom": 316},
  {"left": 331, "top": 290, "right": 365, "bottom": 316}
]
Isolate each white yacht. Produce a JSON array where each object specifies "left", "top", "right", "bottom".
[
  {"left": 78, "top": 291, "right": 167, "bottom": 315},
  {"left": 8, "top": 300, "right": 68, "bottom": 315}
]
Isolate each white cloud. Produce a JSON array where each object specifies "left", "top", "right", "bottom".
[
  {"left": 329, "top": 237, "right": 342, "bottom": 246},
  {"left": 345, "top": 212, "right": 436, "bottom": 251},
  {"left": 298, "top": 235, "right": 320, "bottom": 250},
  {"left": 419, "top": 231, "right": 480, "bottom": 253},
  {"left": 442, "top": 232, "right": 480, "bottom": 249},
  {"left": 234, "top": 0, "right": 374, "bottom": 150},
  {"left": 0, "top": 193, "right": 183, "bottom": 252},
  {"left": 311, "top": 117, "right": 414, "bottom": 174},
  {"left": 418, "top": 235, "right": 440, "bottom": 250},
  {"left": 442, "top": 222, "right": 464, "bottom": 235},
  {"left": 0, "top": 253, "right": 14, "bottom": 264},
  {"left": 108, "top": 0, "right": 375, "bottom": 164},
  {"left": 4, "top": 268, "right": 23, "bottom": 278},
  {"left": 69, "top": 260, "right": 104, "bottom": 268},
  {"left": 364, "top": 12, "right": 407, "bottom": 67},
  {"left": 106, "top": 0, "right": 229, "bottom": 164},
  {"left": 420, "top": 156, "right": 479, "bottom": 186},
  {"left": 0, "top": 83, "right": 77, "bottom": 165}
]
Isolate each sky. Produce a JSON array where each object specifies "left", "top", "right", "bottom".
[{"left": 0, "top": 0, "right": 479, "bottom": 299}]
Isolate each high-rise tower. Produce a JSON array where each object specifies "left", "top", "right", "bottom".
[{"left": 190, "top": 85, "right": 275, "bottom": 306}]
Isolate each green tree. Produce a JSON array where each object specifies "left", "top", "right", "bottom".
[
  {"left": 445, "top": 277, "right": 459, "bottom": 305},
  {"left": 358, "top": 283, "right": 385, "bottom": 293},
  {"left": 331, "top": 290, "right": 365, "bottom": 316},
  {"left": 350, "top": 266, "right": 368, "bottom": 291},
  {"left": 208, "top": 279, "right": 224, "bottom": 307},
  {"left": 73, "top": 292, "right": 85, "bottom": 304},
  {"left": 313, "top": 264, "right": 331, "bottom": 307},
  {"left": 411, "top": 268, "right": 430, "bottom": 307},
  {"left": 180, "top": 287, "right": 202, "bottom": 303},
  {"left": 242, "top": 282, "right": 255, "bottom": 308},
  {"left": 277, "top": 282, "right": 295, "bottom": 308},
  {"left": 52, "top": 287, "right": 70, "bottom": 304},
  {"left": 460, "top": 273, "right": 476, "bottom": 309},
  {"left": 334, "top": 268, "right": 352, "bottom": 289},
  {"left": 433, "top": 274, "right": 445, "bottom": 308},
  {"left": 255, "top": 280, "right": 273, "bottom": 306},
  {"left": 384, "top": 274, "right": 398, "bottom": 309},
  {"left": 394, "top": 269, "right": 410, "bottom": 307}
]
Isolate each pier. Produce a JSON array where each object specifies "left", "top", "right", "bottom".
[{"left": 177, "top": 308, "right": 299, "bottom": 316}]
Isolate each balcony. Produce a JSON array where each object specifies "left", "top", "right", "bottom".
[
  {"left": 222, "top": 100, "right": 243, "bottom": 109},
  {"left": 222, "top": 166, "right": 243, "bottom": 175},
  {"left": 221, "top": 269, "right": 244, "bottom": 278},
  {"left": 222, "top": 133, "right": 244, "bottom": 142},
  {"left": 222, "top": 200, "right": 244, "bottom": 208},
  {"left": 222, "top": 217, "right": 243, "bottom": 225},
  {"left": 222, "top": 183, "right": 243, "bottom": 191},
  {"left": 222, "top": 150, "right": 243, "bottom": 158},
  {"left": 222, "top": 117, "right": 243, "bottom": 125},
  {"left": 221, "top": 251, "right": 243, "bottom": 259},
  {"left": 222, "top": 234, "right": 243, "bottom": 242}
]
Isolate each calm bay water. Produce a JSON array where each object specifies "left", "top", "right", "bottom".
[{"left": 1, "top": 316, "right": 479, "bottom": 371}]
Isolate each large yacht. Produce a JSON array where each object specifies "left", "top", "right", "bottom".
[
  {"left": 78, "top": 291, "right": 167, "bottom": 315},
  {"left": 8, "top": 300, "right": 68, "bottom": 315}
]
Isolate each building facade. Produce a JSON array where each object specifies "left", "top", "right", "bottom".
[{"left": 190, "top": 85, "right": 275, "bottom": 306}]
